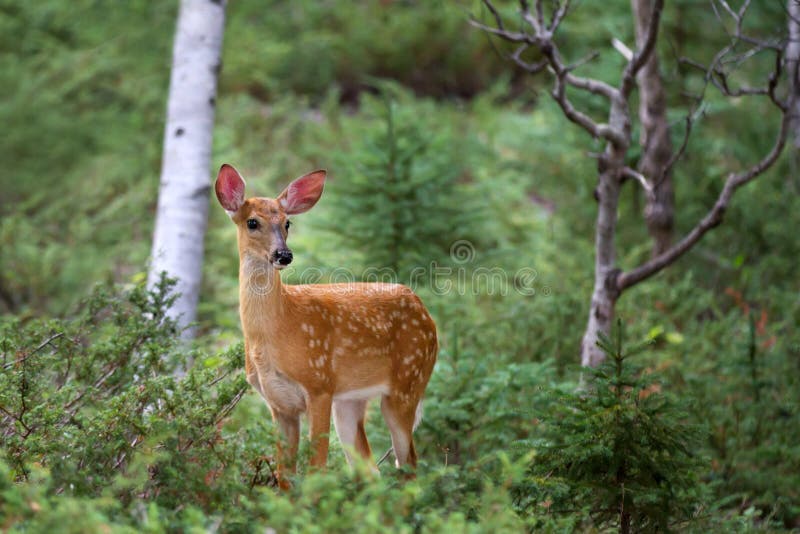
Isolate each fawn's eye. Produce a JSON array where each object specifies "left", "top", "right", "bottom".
[
  {"left": 246, "top": 218, "right": 259, "bottom": 230},
  {"left": 285, "top": 220, "right": 291, "bottom": 231}
]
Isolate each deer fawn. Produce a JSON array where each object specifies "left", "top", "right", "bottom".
[{"left": 215, "top": 164, "right": 438, "bottom": 487}]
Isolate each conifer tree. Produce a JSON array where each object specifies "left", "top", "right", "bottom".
[
  {"left": 329, "top": 91, "right": 480, "bottom": 285},
  {"left": 516, "top": 321, "right": 705, "bottom": 532}
]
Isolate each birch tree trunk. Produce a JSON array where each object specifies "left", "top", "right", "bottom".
[
  {"left": 148, "top": 0, "right": 227, "bottom": 338},
  {"left": 632, "top": 0, "right": 674, "bottom": 256}
]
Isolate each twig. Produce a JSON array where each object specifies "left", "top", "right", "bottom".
[
  {"left": 475, "top": 0, "right": 624, "bottom": 145},
  {"left": 3, "top": 332, "right": 65, "bottom": 370},
  {"left": 612, "top": 38, "right": 634, "bottom": 61},
  {"left": 377, "top": 447, "right": 393, "bottom": 466},
  {"left": 621, "top": 167, "right": 654, "bottom": 197},
  {"left": 618, "top": 103, "right": 791, "bottom": 291},
  {"left": 215, "top": 388, "right": 247, "bottom": 424}
]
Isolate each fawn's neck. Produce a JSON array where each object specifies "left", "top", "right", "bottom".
[{"left": 238, "top": 252, "right": 289, "bottom": 339}]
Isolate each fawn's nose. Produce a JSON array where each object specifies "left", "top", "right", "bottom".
[{"left": 273, "top": 249, "right": 293, "bottom": 266}]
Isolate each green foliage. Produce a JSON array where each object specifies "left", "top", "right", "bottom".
[
  {"left": 0, "top": 0, "right": 172, "bottom": 316},
  {"left": 223, "top": 0, "right": 515, "bottom": 102},
  {"left": 690, "top": 305, "right": 800, "bottom": 527},
  {"left": 2, "top": 0, "right": 799, "bottom": 531},
  {"left": 326, "top": 88, "right": 483, "bottom": 282},
  {"left": 418, "top": 343, "right": 559, "bottom": 466},
  {"left": 0, "top": 282, "right": 535, "bottom": 532},
  {"left": 515, "top": 321, "right": 706, "bottom": 532},
  {"left": 0, "top": 278, "right": 254, "bottom": 525}
]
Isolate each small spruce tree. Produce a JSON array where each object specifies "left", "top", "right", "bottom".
[
  {"left": 328, "top": 88, "right": 480, "bottom": 284},
  {"left": 515, "top": 320, "right": 706, "bottom": 533}
]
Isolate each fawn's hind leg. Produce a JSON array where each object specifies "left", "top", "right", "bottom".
[
  {"left": 380, "top": 395, "right": 419, "bottom": 468},
  {"left": 333, "top": 399, "right": 374, "bottom": 465}
]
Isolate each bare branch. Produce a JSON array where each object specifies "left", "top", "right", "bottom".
[
  {"left": 565, "top": 51, "right": 600, "bottom": 72},
  {"left": 618, "top": 0, "right": 789, "bottom": 290},
  {"left": 468, "top": 18, "right": 531, "bottom": 43},
  {"left": 483, "top": 0, "right": 506, "bottom": 32},
  {"left": 621, "top": 167, "right": 654, "bottom": 196},
  {"left": 652, "top": 108, "right": 700, "bottom": 189},
  {"left": 534, "top": 0, "right": 544, "bottom": 31},
  {"left": 511, "top": 44, "right": 548, "bottom": 74},
  {"left": 519, "top": 0, "right": 543, "bottom": 34},
  {"left": 716, "top": 0, "right": 740, "bottom": 22},
  {"left": 611, "top": 38, "right": 634, "bottom": 61},
  {"left": 2, "top": 333, "right": 65, "bottom": 370},
  {"left": 617, "top": 107, "right": 791, "bottom": 291},
  {"left": 551, "top": 72, "right": 627, "bottom": 145},
  {"left": 680, "top": 46, "right": 786, "bottom": 110},
  {"left": 549, "top": 0, "right": 570, "bottom": 33},
  {"left": 564, "top": 72, "right": 618, "bottom": 100},
  {"left": 474, "top": 0, "right": 624, "bottom": 144}
]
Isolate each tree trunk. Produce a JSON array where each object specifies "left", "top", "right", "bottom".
[
  {"left": 632, "top": 0, "right": 674, "bottom": 256},
  {"left": 580, "top": 98, "right": 630, "bottom": 367},
  {"left": 580, "top": 170, "right": 621, "bottom": 367},
  {"left": 788, "top": 0, "right": 800, "bottom": 192},
  {"left": 148, "top": 0, "right": 227, "bottom": 338}
]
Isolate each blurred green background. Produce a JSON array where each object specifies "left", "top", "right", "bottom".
[{"left": 1, "top": 0, "right": 799, "bottom": 531}]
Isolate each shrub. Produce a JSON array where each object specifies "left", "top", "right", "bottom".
[
  {"left": 0, "top": 277, "right": 256, "bottom": 528},
  {"left": 514, "top": 321, "right": 707, "bottom": 532},
  {"left": 326, "top": 87, "right": 484, "bottom": 283}
]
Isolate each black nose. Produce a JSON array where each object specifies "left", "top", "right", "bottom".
[{"left": 273, "top": 249, "right": 293, "bottom": 265}]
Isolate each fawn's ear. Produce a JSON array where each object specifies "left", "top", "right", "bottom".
[
  {"left": 277, "top": 170, "right": 326, "bottom": 215},
  {"left": 215, "top": 164, "right": 246, "bottom": 215}
]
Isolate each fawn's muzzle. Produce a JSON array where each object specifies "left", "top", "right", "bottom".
[{"left": 273, "top": 249, "right": 293, "bottom": 266}]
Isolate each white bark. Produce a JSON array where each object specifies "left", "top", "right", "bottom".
[{"left": 148, "top": 0, "right": 227, "bottom": 337}]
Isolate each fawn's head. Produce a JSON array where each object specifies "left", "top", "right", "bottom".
[{"left": 215, "top": 164, "right": 326, "bottom": 270}]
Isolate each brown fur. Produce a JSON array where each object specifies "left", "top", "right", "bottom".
[{"left": 223, "top": 179, "right": 437, "bottom": 487}]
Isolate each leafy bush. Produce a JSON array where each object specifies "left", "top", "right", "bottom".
[
  {"left": 0, "top": 280, "right": 543, "bottom": 532},
  {"left": 514, "top": 321, "right": 707, "bottom": 532},
  {"left": 0, "top": 278, "right": 258, "bottom": 527},
  {"left": 417, "top": 344, "right": 558, "bottom": 467}
]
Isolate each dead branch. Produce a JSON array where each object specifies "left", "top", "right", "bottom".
[
  {"left": 618, "top": 99, "right": 791, "bottom": 291},
  {"left": 473, "top": 0, "right": 625, "bottom": 145},
  {"left": 616, "top": 3, "right": 790, "bottom": 290},
  {"left": 2, "top": 332, "right": 65, "bottom": 370},
  {"left": 621, "top": 167, "right": 654, "bottom": 197}
]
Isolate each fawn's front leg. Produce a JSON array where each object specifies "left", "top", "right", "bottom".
[
  {"left": 272, "top": 410, "right": 300, "bottom": 490},
  {"left": 307, "top": 393, "right": 333, "bottom": 469}
]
